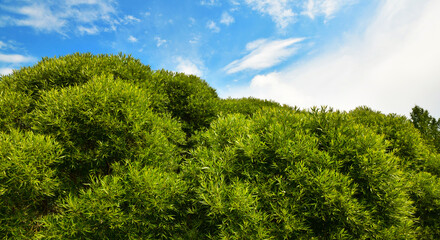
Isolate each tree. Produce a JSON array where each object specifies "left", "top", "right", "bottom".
[{"left": 410, "top": 105, "right": 440, "bottom": 153}]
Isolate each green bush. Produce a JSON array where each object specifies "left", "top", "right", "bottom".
[
  {"left": 153, "top": 70, "right": 219, "bottom": 135},
  {"left": 0, "top": 53, "right": 219, "bottom": 136},
  {"left": 0, "top": 90, "right": 32, "bottom": 132},
  {"left": 184, "top": 108, "right": 417, "bottom": 239},
  {"left": 29, "top": 74, "right": 186, "bottom": 186},
  {"left": 350, "top": 106, "right": 440, "bottom": 239},
  {"left": 219, "top": 97, "right": 292, "bottom": 117},
  {"left": 0, "top": 53, "right": 439, "bottom": 239},
  {"left": 0, "top": 53, "right": 153, "bottom": 96},
  {"left": 38, "top": 162, "right": 191, "bottom": 240},
  {"left": 0, "top": 130, "right": 62, "bottom": 239}
]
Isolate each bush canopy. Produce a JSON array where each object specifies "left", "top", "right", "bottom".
[{"left": 0, "top": 53, "right": 439, "bottom": 239}]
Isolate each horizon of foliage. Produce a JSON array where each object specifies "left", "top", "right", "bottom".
[{"left": 1, "top": 53, "right": 439, "bottom": 239}]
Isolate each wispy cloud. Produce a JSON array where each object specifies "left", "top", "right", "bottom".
[
  {"left": 207, "top": 20, "right": 220, "bottom": 32},
  {"left": 200, "top": 0, "right": 219, "bottom": 6},
  {"left": 224, "top": 38, "right": 304, "bottom": 74},
  {"left": 189, "top": 17, "right": 196, "bottom": 26},
  {"left": 302, "top": 0, "right": 357, "bottom": 20},
  {"left": 11, "top": 3, "right": 67, "bottom": 33},
  {"left": 189, "top": 35, "right": 200, "bottom": 44},
  {"left": 0, "top": 41, "right": 7, "bottom": 49},
  {"left": 0, "top": 0, "right": 118, "bottom": 35},
  {"left": 123, "top": 15, "right": 141, "bottom": 23},
  {"left": 78, "top": 25, "right": 99, "bottom": 35},
  {"left": 175, "top": 57, "right": 203, "bottom": 77},
  {"left": 0, "top": 53, "right": 36, "bottom": 64},
  {"left": 244, "top": 0, "right": 295, "bottom": 28},
  {"left": 154, "top": 37, "right": 167, "bottom": 47},
  {"left": 220, "top": 12, "right": 235, "bottom": 25},
  {"left": 243, "top": 0, "right": 357, "bottom": 28},
  {"left": 128, "top": 36, "right": 138, "bottom": 43},
  {"left": 225, "top": 0, "right": 440, "bottom": 117}
]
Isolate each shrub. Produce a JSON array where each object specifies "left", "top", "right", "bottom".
[
  {"left": 0, "top": 90, "right": 32, "bottom": 132},
  {"left": 184, "top": 108, "right": 417, "bottom": 239},
  {"left": 1, "top": 53, "right": 439, "bottom": 239},
  {"left": 1, "top": 53, "right": 219, "bottom": 136},
  {"left": 0, "top": 130, "right": 62, "bottom": 239},
  {"left": 219, "top": 97, "right": 292, "bottom": 117},
  {"left": 153, "top": 70, "right": 219, "bottom": 135},
  {"left": 38, "top": 162, "right": 191, "bottom": 240},
  {"left": 29, "top": 74, "right": 186, "bottom": 187},
  {"left": 0, "top": 53, "right": 152, "bottom": 96},
  {"left": 350, "top": 106, "right": 440, "bottom": 239}
]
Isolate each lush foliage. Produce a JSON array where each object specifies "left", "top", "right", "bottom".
[
  {"left": 0, "top": 130, "right": 62, "bottom": 238},
  {"left": 0, "top": 53, "right": 439, "bottom": 239}
]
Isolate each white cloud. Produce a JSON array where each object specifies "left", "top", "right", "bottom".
[
  {"left": 1, "top": 0, "right": 117, "bottom": 35},
  {"left": 243, "top": 0, "right": 357, "bottom": 28},
  {"left": 224, "top": 38, "right": 304, "bottom": 73},
  {"left": 0, "top": 40, "right": 20, "bottom": 51},
  {"left": 154, "top": 37, "right": 167, "bottom": 47},
  {"left": 302, "top": 0, "right": 356, "bottom": 20},
  {"left": 189, "top": 35, "right": 201, "bottom": 44},
  {"left": 220, "top": 12, "right": 235, "bottom": 25},
  {"left": 0, "top": 53, "right": 36, "bottom": 63},
  {"left": 230, "top": 0, "right": 240, "bottom": 5},
  {"left": 0, "top": 41, "right": 7, "bottom": 49},
  {"left": 124, "top": 15, "right": 141, "bottom": 23},
  {"left": 78, "top": 25, "right": 99, "bottom": 35},
  {"left": 224, "top": 0, "right": 440, "bottom": 117},
  {"left": 0, "top": 68, "right": 14, "bottom": 75},
  {"left": 244, "top": 0, "right": 295, "bottom": 28},
  {"left": 189, "top": 17, "right": 196, "bottom": 25},
  {"left": 175, "top": 57, "right": 203, "bottom": 77},
  {"left": 201, "top": 0, "right": 218, "bottom": 6},
  {"left": 207, "top": 20, "right": 220, "bottom": 32},
  {"left": 13, "top": 4, "right": 67, "bottom": 33},
  {"left": 128, "top": 35, "right": 138, "bottom": 43}
]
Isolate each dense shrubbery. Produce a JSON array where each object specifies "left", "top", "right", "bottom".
[
  {"left": 0, "top": 130, "right": 62, "bottom": 238},
  {"left": 0, "top": 53, "right": 439, "bottom": 239}
]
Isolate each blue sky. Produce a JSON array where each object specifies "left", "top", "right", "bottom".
[{"left": 1, "top": 0, "right": 439, "bottom": 117}]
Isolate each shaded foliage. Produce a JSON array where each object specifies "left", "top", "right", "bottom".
[
  {"left": 410, "top": 105, "right": 440, "bottom": 153},
  {"left": 38, "top": 163, "right": 191, "bottom": 240}
]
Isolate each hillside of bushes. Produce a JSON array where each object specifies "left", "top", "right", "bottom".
[{"left": 1, "top": 53, "right": 439, "bottom": 239}]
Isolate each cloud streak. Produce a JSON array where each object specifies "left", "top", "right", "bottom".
[
  {"left": 302, "top": 0, "right": 357, "bottom": 20},
  {"left": 224, "top": 38, "right": 304, "bottom": 74},
  {"left": 225, "top": 0, "right": 440, "bottom": 117},
  {"left": 0, "top": 0, "right": 118, "bottom": 35},
  {"left": 243, "top": 0, "right": 358, "bottom": 28},
  {"left": 244, "top": 0, "right": 295, "bottom": 29},
  {"left": 0, "top": 53, "right": 36, "bottom": 64}
]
